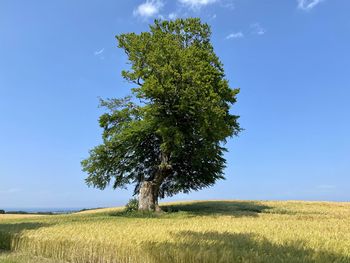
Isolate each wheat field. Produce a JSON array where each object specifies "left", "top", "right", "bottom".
[{"left": 0, "top": 200, "right": 350, "bottom": 263}]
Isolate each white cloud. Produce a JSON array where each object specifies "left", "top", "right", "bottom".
[
  {"left": 316, "top": 184, "right": 336, "bottom": 190},
  {"left": 94, "top": 48, "right": 104, "bottom": 56},
  {"left": 297, "top": 0, "right": 324, "bottom": 10},
  {"left": 133, "top": 0, "right": 164, "bottom": 18},
  {"left": 168, "top": 12, "right": 178, "bottom": 20},
  {"left": 0, "top": 188, "right": 21, "bottom": 194},
  {"left": 178, "top": 0, "right": 219, "bottom": 9},
  {"left": 226, "top": 32, "right": 244, "bottom": 39},
  {"left": 251, "top": 23, "right": 266, "bottom": 36},
  {"left": 222, "top": 0, "right": 235, "bottom": 10}
]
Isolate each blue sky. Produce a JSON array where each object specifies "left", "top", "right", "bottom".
[{"left": 1, "top": 0, "right": 349, "bottom": 209}]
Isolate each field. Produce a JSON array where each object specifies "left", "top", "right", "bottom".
[{"left": 0, "top": 200, "right": 350, "bottom": 263}]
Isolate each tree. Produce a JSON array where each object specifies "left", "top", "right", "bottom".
[{"left": 81, "top": 18, "right": 241, "bottom": 211}]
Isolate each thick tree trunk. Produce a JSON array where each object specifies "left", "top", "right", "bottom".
[
  {"left": 138, "top": 151, "right": 170, "bottom": 211},
  {"left": 138, "top": 181, "right": 161, "bottom": 211}
]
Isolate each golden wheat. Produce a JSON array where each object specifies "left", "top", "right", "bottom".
[{"left": 1, "top": 200, "right": 350, "bottom": 263}]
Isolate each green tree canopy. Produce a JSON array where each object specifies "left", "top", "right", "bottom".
[{"left": 81, "top": 18, "right": 241, "bottom": 211}]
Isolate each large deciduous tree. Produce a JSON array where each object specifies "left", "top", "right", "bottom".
[{"left": 81, "top": 18, "right": 241, "bottom": 211}]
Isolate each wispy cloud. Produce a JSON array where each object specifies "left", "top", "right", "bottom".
[
  {"left": 251, "top": 23, "right": 266, "bottom": 36},
  {"left": 221, "top": 0, "right": 235, "bottom": 10},
  {"left": 316, "top": 184, "right": 336, "bottom": 190},
  {"left": 168, "top": 12, "right": 178, "bottom": 20},
  {"left": 134, "top": 0, "right": 164, "bottom": 18},
  {"left": 94, "top": 48, "right": 104, "bottom": 56},
  {"left": 297, "top": 0, "right": 324, "bottom": 10},
  {"left": 178, "top": 0, "right": 219, "bottom": 9},
  {"left": 226, "top": 32, "right": 244, "bottom": 40},
  {"left": 0, "top": 188, "right": 21, "bottom": 194}
]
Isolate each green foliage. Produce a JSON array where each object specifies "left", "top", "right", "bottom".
[
  {"left": 124, "top": 198, "right": 139, "bottom": 213},
  {"left": 81, "top": 18, "right": 241, "bottom": 199},
  {"left": 0, "top": 210, "right": 5, "bottom": 214}
]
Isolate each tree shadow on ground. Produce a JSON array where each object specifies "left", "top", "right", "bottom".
[
  {"left": 109, "top": 201, "right": 272, "bottom": 218},
  {"left": 161, "top": 201, "right": 272, "bottom": 217},
  {"left": 143, "top": 231, "right": 349, "bottom": 263},
  {"left": 0, "top": 222, "right": 50, "bottom": 250}
]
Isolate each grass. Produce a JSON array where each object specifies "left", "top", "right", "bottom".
[{"left": 0, "top": 200, "right": 350, "bottom": 263}]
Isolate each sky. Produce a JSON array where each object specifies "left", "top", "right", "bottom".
[{"left": 0, "top": 0, "right": 349, "bottom": 209}]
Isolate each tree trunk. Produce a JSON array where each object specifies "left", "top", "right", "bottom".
[
  {"left": 138, "top": 151, "right": 170, "bottom": 211},
  {"left": 138, "top": 181, "right": 161, "bottom": 211}
]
